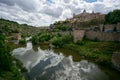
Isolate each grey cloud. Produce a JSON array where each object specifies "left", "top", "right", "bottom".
[
  {"left": 63, "top": 0, "right": 71, "bottom": 3},
  {"left": 41, "top": 6, "right": 63, "bottom": 18},
  {"left": 15, "top": 0, "right": 37, "bottom": 12},
  {"left": 93, "top": 3, "right": 105, "bottom": 13},
  {"left": 66, "top": 5, "right": 82, "bottom": 14},
  {"left": 0, "top": 0, "right": 15, "bottom": 6},
  {"left": 0, "top": 0, "right": 37, "bottom": 12}
]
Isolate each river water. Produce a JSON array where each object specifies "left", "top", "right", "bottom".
[{"left": 12, "top": 42, "right": 120, "bottom": 80}]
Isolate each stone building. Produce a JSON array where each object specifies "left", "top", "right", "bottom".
[{"left": 67, "top": 9, "right": 105, "bottom": 23}]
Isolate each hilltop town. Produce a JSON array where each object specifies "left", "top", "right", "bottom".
[{"left": 50, "top": 9, "right": 120, "bottom": 42}]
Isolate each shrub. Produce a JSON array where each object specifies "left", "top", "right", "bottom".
[
  {"left": 31, "top": 35, "right": 39, "bottom": 44},
  {"left": 62, "top": 34, "right": 73, "bottom": 43},
  {"left": 19, "top": 38, "right": 26, "bottom": 45},
  {"left": 76, "top": 40, "right": 85, "bottom": 46},
  {"left": 58, "top": 25, "right": 68, "bottom": 31},
  {"left": 51, "top": 36, "right": 64, "bottom": 48}
]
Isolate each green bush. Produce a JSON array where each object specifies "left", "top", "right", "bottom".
[
  {"left": 38, "top": 33, "right": 51, "bottom": 42},
  {"left": 50, "top": 34, "right": 73, "bottom": 48},
  {"left": 19, "top": 39, "right": 26, "bottom": 45},
  {"left": 51, "top": 36, "right": 64, "bottom": 48},
  {"left": 58, "top": 25, "right": 68, "bottom": 31},
  {"left": 76, "top": 40, "right": 85, "bottom": 46},
  {"left": 31, "top": 35, "right": 39, "bottom": 44},
  {"left": 62, "top": 34, "right": 73, "bottom": 43},
  {"left": 0, "top": 34, "right": 13, "bottom": 71}
]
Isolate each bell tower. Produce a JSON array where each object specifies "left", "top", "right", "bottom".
[{"left": 83, "top": 9, "right": 86, "bottom": 14}]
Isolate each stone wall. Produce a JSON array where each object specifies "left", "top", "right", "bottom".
[
  {"left": 104, "top": 24, "right": 115, "bottom": 32},
  {"left": 117, "top": 23, "right": 120, "bottom": 32},
  {"left": 73, "top": 30, "right": 85, "bottom": 43},
  {"left": 85, "top": 31, "right": 120, "bottom": 41}
]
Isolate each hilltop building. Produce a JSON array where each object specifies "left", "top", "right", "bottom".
[{"left": 67, "top": 9, "right": 105, "bottom": 23}]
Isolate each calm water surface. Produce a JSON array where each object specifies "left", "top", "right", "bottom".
[{"left": 12, "top": 42, "right": 120, "bottom": 80}]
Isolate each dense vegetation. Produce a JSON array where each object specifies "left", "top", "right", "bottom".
[
  {"left": 64, "top": 40, "right": 120, "bottom": 65},
  {"left": 0, "top": 34, "right": 25, "bottom": 80},
  {"left": 0, "top": 18, "right": 40, "bottom": 37},
  {"left": 19, "top": 38, "right": 27, "bottom": 45},
  {"left": 105, "top": 9, "right": 120, "bottom": 24},
  {"left": 31, "top": 30, "right": 73, "bottom": 48}
]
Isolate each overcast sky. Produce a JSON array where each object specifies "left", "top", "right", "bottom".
[{"left": 0, "top": 0, "right": 120, "bottom": 27}]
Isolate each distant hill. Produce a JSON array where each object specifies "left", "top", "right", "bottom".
[{"left": 0, "top": 18, "right": 41, "bottom": 37}]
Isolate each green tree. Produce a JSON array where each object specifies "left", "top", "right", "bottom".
[
  {"left": 105, "top": 9, "right": 120, "bottom": 24},
  {"left": 0, "top": 34, "right": 13, "bottom": 71}
]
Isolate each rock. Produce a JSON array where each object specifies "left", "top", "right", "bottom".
[{"left": 112, "top": 52, "right": 120, "bottom": 71}]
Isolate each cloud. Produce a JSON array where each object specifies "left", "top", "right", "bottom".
[
  {"left": 41, "top": 6, "right": 63, "bottom": 18},
  {"left": 0, "top": 0, "right": 15, "bottom": 6},
  {"left": 0, "top": 0, "right": 120, "bottom": 27}
]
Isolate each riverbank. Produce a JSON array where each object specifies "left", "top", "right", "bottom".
[
  {"left": 33, "top": 40, "right": 120, "bottom": 66},
  {"left": 64, "top": 41, "right": 120, "bottom": 65}
]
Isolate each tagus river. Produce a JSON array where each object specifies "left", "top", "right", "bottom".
[{"left": 12, "top": 42, "right": 120, "bottom": 80}]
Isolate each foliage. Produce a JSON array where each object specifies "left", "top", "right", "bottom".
[
  {"left": 31, "top": 31, "right": 52, "bottom": 44},
  {"left": 0, "top": 34, "right": 13, "bottom": 71},
  {"left": 62, "top": 34, "right": 73, "bottom": 43},
  {"left": 51, "top": 36, "right": 64, "bottom": 48},
  {"left": 31, "top": 35, "right": 39, "bottom": 44},
  {"left": 105, "top": 9, "right": 120, "bottom": 24},
  {"left": 38, "top": 33, "right": 51, "bottom": 42},
  {"left": 0, "top": 34, "right": 25, "bottom": 80},
  {"left": 76, "top": 40, "right": 85, "bottom": 46},
  {"left": 19, "top": 38, "right": 26, "bottom": 45},
  {"left": 58, "top": 25, "right": 68, "bottom": 31},
  {"left": 51, "top": 34, "right": 73, "bottom": 48},
  {"left": 65, "top": 41, "right": 120, "bottom": 65},
  {"left": 0, "top": 18, "right": 40, "bottom": 37}
]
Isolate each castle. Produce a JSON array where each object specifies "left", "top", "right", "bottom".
[{"left": 67, "top": 9, "right": 105, "bottom": 23}]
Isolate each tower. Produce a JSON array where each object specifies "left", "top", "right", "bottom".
[
  {"left": 83, "top": 9, "right": 86, "bottom": 13},
  {"left": 92, "top": 10, "right": 94, "bottom": 14},
  {"left": 73, "top": 13, "right": 75, "bottom": 17}
]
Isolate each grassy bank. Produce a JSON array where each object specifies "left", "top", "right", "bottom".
[{"left": 64, "top": 41, "right": 120, "bottom": 65}]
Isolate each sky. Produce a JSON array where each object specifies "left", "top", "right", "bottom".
[{"left": 0, "top": 0, "right": 120, "bottom": 27}]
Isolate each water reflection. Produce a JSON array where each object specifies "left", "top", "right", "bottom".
[{"left": 12, "top": 42, "right": 108, "bottom": 80}]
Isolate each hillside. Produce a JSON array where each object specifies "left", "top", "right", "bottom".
[{"left": 0, "top": 18, "right": 41, "bottom": 37}]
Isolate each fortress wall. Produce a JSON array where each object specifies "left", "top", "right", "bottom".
[
  {"left": 85, "top": 31, "right": 120, "bottom": 41},
  {"left": 73, "top": 30, "right": 85, "bottom": 43},
  {"left": 117, "top": 23, "right": 120, "bottom": 31}
]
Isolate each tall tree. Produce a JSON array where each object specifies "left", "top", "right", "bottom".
[{"left": 105, "top": 9, "right": 120, "bottom": 24}]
